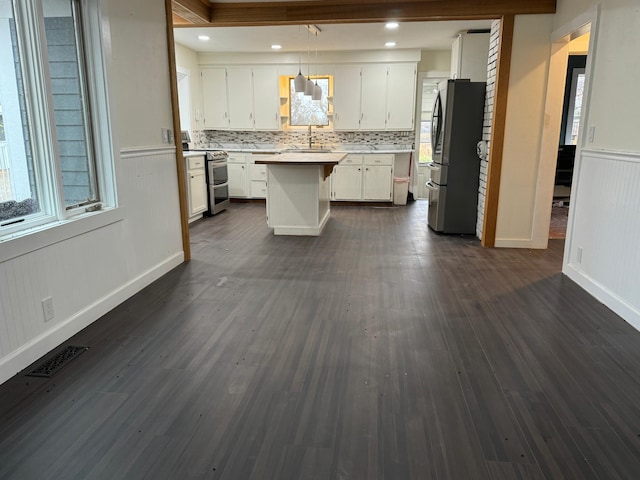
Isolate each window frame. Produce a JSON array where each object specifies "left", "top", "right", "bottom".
[{"left": 0, "top": 0, "right": 118, "bottom": 242}]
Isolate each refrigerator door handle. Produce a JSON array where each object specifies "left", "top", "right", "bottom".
[
  {"left": 426, "top": 162, "right": 440, "bottom": 171},
  {"left": 426, "top": 181, "right": 440, "bottom": 191}
]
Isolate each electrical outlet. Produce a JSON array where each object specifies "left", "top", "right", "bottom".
[
  {"left": 577, "top": 246, "right": 583, "bottom": 264},
  {"left": 42, "top": 297, "right": 55, "bottom": 322},
  {"left": 167, "top": 129, "right": 174, "bottom": 144},
  {"left": 161, "top": 128, "right": 169, "bottom": 143}
]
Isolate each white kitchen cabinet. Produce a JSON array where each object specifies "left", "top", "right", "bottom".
[
  {"left": 332, "top": 63, "right": 416, "bottom": 131},
  {"left": 450, "top": 32, "right": 490, "bottom": 82},
  {"left": 227, "top": 67, "right": 254, "bottom": 130},
  {"left": 360, "top": 64, "right": 388, "bottom": 130},
  {"left": 249, "top": 159, "right": 268, "bottom": 199},
  {"left": 228, "top": 153, "right": 248, "bottom": 197},
  {"left": 201, "top": 67, "right": 279, "bottom": 131},
  {"left": 385, "top": 64, "right": 417, "bottom": 130},
  {"left": 332, "top": 165, "right": 363, "bottom": 200},
  {"left": 185, "top": 154, "right": 207, "bottom": 221},
  {"left": 333, "top": 65, "right": 362, "bottom": 130},
  {"left": 201, "top": 68, "right": 229, "bottom": 129},
  {"left": 252, "top": 67, "right": 280, "bottom": 130},
  {"left": 331, "top": 154, "right": 394, "bottom": 201}
]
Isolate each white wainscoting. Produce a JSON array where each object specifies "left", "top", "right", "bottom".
[
  {"left": 564, "top": 148, "right": 640, "bottom": 331},
  {"left": 0, "top": 146, "right": 184, "bottom": 384}
]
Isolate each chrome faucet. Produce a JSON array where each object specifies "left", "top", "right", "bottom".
[{"left": 308, "top": 124, "right": 313, "bottom": 149}]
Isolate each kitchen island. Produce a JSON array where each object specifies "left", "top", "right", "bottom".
[{"left": 255, "top": 152, "right": 346, "bottom": 235}]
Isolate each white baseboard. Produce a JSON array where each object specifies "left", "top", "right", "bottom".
[
  {"left": 564, "top": 262, "right": 640, "bottom": 332},
  {"left": 494, "top": 238, "right": 534, "bottom": 249},
  {"left": 0, "top": 252, "right": 184, "bottom": 385}
]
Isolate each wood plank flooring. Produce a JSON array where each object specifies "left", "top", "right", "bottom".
[{"left": 1, "top": 201, "right": 640, "bottom": 479}]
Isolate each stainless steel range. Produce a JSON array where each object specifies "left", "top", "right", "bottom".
[{"left": 205, "top": 150, "right": 230, "bottom": 215}]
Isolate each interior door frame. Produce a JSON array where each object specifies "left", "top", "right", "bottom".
[{"left": 530, "top": 6, "right": 599, "bottom": 251}]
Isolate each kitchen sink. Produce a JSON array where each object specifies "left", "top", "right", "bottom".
[{"left": 285, "top": 148, "right": 333, "bottom": 153}]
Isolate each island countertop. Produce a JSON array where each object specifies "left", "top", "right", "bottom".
[{"left": 254, "top": 152, "right": 347, "bottom": 166}]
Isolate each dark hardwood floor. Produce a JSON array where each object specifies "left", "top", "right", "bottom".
[{"left": 1, "top": 201, "right": 640, "bottom": 479}]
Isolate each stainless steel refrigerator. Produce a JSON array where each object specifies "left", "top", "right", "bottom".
[{"left": 426, "top": 79, "right": 486, "bottom": 234}]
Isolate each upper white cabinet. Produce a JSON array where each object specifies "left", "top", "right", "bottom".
[
  {"left": 450, "top": 32, "right": 490, "bottom": 82},
  {"left": 333, "top": 63, "right": 417, "bottom": 131},
  {"left": 201, "top": 62, "right": 416, "bottom": 132},
  {"left": 360, "top": 64, "right": 388, "bottom": 130},
  {"left": 332, "top": 65, "right": 362, "bottom": 130},
  {"left": 252, "top": 67, "right": 280, "bottom": 130},
  {"left": 386, "top": 64, "right": 418, "bottom": 130},
  {"left": 201, "top": 68, "right": 229, "bottom": 129},
  {"left": 227, "top": 67, "right": 254, "bottom": 130},
  {"left": 201, "top": 67, "right": 279, "bottom": 131}
]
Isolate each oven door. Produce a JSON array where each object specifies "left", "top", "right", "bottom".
[
  {"left": 209, "top": 183, "right": 230, "bottom": 215},
  {"left": 208, "top": 159, "right": 228, "bottom": 186}
]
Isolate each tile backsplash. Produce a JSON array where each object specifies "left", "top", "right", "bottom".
[{"left": 194, "top": 129, "right": 414, "bottom": 148}]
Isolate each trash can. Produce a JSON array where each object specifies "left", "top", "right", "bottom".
[{"left": 393, "top": 177, "right": 410, "bottom": 205}]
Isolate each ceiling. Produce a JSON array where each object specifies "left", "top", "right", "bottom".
[{"left": 173, "top": 20, "right": 493, "bottom": 53}]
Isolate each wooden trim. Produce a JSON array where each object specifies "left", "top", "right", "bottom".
[
  {"left": 166, "top": 0, "right": 191, "bottom": 262},
  {"left": 176, "top": 0, "right": 556, "bottom": 27},
  {"left": 172, "top": 0, "right": 211, "bottom": 24},
  {"left": 482, "top": 14, "right": 514, "bottom": 247}
]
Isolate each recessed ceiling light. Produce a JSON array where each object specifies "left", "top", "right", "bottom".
[
  {"left": 271, "top": 44, "right": 282, "bottom": 50},
  {"left": 385, "top": 22, "right": 399, "bottom": 30},
  {"left": 385, "top": 41, "right": 396, "bottom": 47},
  {"left": 198, "top": 35, "right": 210, "bottom": 41}
]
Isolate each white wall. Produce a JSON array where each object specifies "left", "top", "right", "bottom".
[
  {"left": 108, "top": 0, "right": 174, "bottom": 148},
  {"left": 175, "top": 42, "right": 203, "bottom": 136},
  {"left": 417, "top": 49, "right": 450, "bottom": 74},
  {"left": 494, "top": 14, "right": 554, "bottom": 247},
  {"left": 0, "top": 0, "right": 184, "bottom": 384},
  {"left": 554, "top": 0, "right": 640, "bottom": 329}
]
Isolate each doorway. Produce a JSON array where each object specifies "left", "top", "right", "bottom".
[
  {"left": 531, "top": 7, "right": 597, "bottom": 250},
  {"left": 549, "top": 35, "right": 589, "bottom": 240}
]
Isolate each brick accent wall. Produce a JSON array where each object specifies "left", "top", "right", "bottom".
[{"left": 476, "top": 19, "right": 501, "bottom": 239}]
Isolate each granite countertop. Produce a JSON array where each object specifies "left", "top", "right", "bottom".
[
  {"left": 254, "top": 152, "right": 346, "bottom": 165},
  {"left": 198, "top": 143, "right": 414, "bottom": 154},
  {"left": 183, "top": 151, "right": 207, "bottom": 157}
]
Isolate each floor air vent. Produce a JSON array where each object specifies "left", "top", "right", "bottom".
[{"left": 26, "top": 345, "right": 89, "bottom": 378}]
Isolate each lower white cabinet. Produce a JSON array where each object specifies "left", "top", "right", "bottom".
[
  {"left": 331, "top": 154, "right": 394, "bottom": 201},
  {"left": 228, "top": 153, "right": 248, "bottom": 198},
  {"left": 250, "top": 162, "right": 268, "bottom": 199},
  {"left": 185, "top": 154, "right": 207, "bottom": 221},
  {"left": 363, "top": 156, "right": 393, "bottom": 201},
  {"left": 332, "top": 165, "right": 362, "bottom": 200}
]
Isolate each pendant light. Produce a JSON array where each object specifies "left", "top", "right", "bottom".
[
  {"left": 304, "top": 28, "right": 314, "bottom": 96},
  {"left": 294, "top": 54, "right": 306, "bottom": 93},
  {"left": 293, "top": 26, "right": 306, "bottom": 93},
  {"left": 312, "top": 31, "right": 322, "bottom": 101}
]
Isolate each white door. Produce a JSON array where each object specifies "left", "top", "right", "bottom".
[
  {"left": 360, "top": 64, "right": 387, "bottom": 130},
  {"left": 252, "top": 67, "right": 279, "bottom": 130},
  {"left": 332, "top": 165, "right": 362, "bottom": 200},
  {"left": 228, "top": 163, "right": 248, "bottom": 197},
  {"left": 363, "top": 165, "right": 393, "bottom": 200},
  {"left": 386, "top": 64, "right": 417, "bottom": 130},
  {"left": 188, "top": 170, "right": 207, "bottom": 215},
  {"left": 201, "top": 68, "right": 228, "bottom": 129},
  {"left": 333, "top": 65, "right": 362, "bottom": 130},
  {"left": 227, "top": 67, "right": 254, "bottom": 130}
]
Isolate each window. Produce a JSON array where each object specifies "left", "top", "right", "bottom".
[
  {"left": 0, "top": 0, "right": 104, "bottom": 236},
  {"left": 289, "top": 77, "right": 330, "bottom": 126},
  {"left": 417, "top": 79, "right": 443, "bottom": 163}
]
